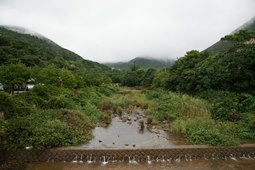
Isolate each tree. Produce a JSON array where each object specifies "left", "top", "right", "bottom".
[
  {"left": 59, "top": 68, "right": 77, "bottom": 88},
  {"left": 0, "top": 64, "right": 31, "bottom": 92},
  {"left": 165, "top": 50, "right": 207, "bottom": 93},
  {"left": 142, "top": 68, "right": 156, "bottom": 87},
  {"left": 123, "top": 68, "right": 145, "bottom": 87},
  {"left": 152, "top": 70, "right": 169, "bottom": 88},
  {"left": 221, "top": 30, "right": 255, "bottom": 43},
  {"left": 36, "top": 65, "right": 61, "bottom": 86}
]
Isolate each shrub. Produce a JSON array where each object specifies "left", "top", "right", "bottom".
[
  {"left": 48, "top": 95, "right": 73, "bottom": 109},
  {"left": 186, "top": 120, "right": 240, "bottom": 146},
  {"left": 4, "top": 109, "right": 94, "bottom": 149},
  {"left": 198, "top": 90, "right": 255, "bottom": 121},
  {"left": 170, "top": 118, "right": 241, "bottom": 146},
  {"left": 0, "top": 91, "right": 15, "bottom": 119},
  {"left": 81, "top": 102, "right": 101, "bottom": 126},
  {"left": 100, "top": 111, "right": 112, "bottom": 125}
]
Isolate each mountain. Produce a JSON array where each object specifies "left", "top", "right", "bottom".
[
  {"left": 0, "top": 26, "right": 109, "bottom": 72},
  {"left": 205, "top": 16, "right": 255, "bottom": 55},
  {"left": 104, "top": 57, "right": 175, "bottom": 69}
]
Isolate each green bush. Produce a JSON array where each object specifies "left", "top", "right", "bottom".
[
  {"left": 4, "top": 109, "right": 93, "bottom": 149},
  {"left": 146, "top": 90, "right": 161, "bottom": 100},
  {"left": 81, "top": 102, "right": 101, "bottom": 126},
  {"left": 236, "top": 112, "right": 255, "bottom": 140},
  {"left": 48, "top": 95, "right": 73, "bottom": 109},
  {"left": 186, "top": 120, "right": 240, "bottom": 146},
  {"left": 96, "top": 84, "right": 118, "bottom": 96},
  {"left": 198, "top": 90, "right": 255, "bottom": 121},
  {"left": 170, "top": 119, "right": 240, "bottom": 146},
  {"left": 0, "top": 91, "right": 15, "bottom": 119}
]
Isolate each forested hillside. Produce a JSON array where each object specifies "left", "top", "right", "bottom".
[
  {"left": 0, "top": 26, "right": 115, "bottom": 149},
  {"left": 205, "top": 16, "right": 255, "bottom": 55},
  {"left": 105, "top": 56, "right": 174, "bottom": 69},
  {"left": 0, "top": 27, "right": 109, "bottom": 72}
]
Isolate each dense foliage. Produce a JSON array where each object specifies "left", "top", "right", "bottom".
[
  {"left": 206, "top": 17, "right": 255, "bottom": 55},
  {"left": 0, "top": 82, "right": 117, "bottom": 149},
  {"left": 0, "top": 27, "right": 118, "bottom": 149},
  {"left": 0, "top": 27, "right": 108, "bottom": 70},
  {"left": 0, "top": 27, "right": 112, "bottom": 86},
  {"left": 1, "top": 25, "right": 254, "bottom": 148},
  {"left": 146, "top": 90, "right": 255, "bottom": 146},
  {"left": 143, "top": 30, "right": 255, "bottom": 145},
  {"left": 166, "top": 43, "right": 255, "bottom": 94}
]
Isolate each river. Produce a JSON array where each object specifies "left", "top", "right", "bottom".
[{"left": 25, "top": 109, "right": 255, "bottom": 170}]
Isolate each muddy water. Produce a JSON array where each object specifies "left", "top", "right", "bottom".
[
  {"left": 26, "top": 159, "right": 255, "bottom": 170},
  {"left": 84, "top": 111, "right": 188, "bottom": 148}
]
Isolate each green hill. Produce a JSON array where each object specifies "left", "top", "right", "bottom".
[
  {"left": 205, "top": 16, "right": 255, "bottom": 55},
  {"left": 0, "top": 26, "right": 116, "bottom": 149},
  {"left": 0, "top": 26, "right": 109, "bottom": 72},
  {"left": 105, "top": 56, "right": 175, "bottom": 69}
]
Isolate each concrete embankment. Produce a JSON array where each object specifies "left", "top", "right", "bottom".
[{"left": 1, "top": 144, "right": 255, "bottom": 164}]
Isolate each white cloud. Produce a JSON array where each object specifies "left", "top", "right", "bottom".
[{"left": 0, "top": 0, "right": 254, "bottom": 62}]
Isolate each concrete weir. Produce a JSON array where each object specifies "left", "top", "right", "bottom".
[{"left": 1, "top": 144, "right": 255, "bottom": 165}]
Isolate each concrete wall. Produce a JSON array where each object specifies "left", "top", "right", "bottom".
[
  {"left": 0, "top": 145, "right": 254, "bottom": 170},
  {"left": 1, "top": 145, "right": 255, "bottom": 164}
]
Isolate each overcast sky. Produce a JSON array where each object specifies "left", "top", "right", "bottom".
[{"left": 0, "top": 0, "right": 254, "bottom": 63}]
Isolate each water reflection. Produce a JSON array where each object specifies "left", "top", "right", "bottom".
[{"left": 84, "top": 113, "right": 188, "bottom": 148}]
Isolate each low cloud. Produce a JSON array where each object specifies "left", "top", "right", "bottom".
[{"left": 0, "top": 0, "right": 254, "bottom": 62}]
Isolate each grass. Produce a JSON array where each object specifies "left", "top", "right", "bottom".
[
  {"left": 98, "top": 87, "right": 150, "bottom": 113},
  {"left": 145, "top": 89, "right": 255, "bottom": 146},
  {"left": 146, "top": 90, "right": 211, "bottom": 122}
]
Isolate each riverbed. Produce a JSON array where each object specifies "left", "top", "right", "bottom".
[{"left": 84, "top": 109, "right": 188, "bottom": 148}]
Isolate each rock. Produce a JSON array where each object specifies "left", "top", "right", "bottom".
[
  {"left": 125, "top": 144, "right": 129, "bottom": 146},
  {"left": 127, "top": 121, "right": 132, "bottom": 125},
  {"left": 150, "top": 128, "right": 160, "bottom": 134},
  {"left": 122, "top": 116, "right": 127, "bottom": 122},
  {"left": 133, "top": 145, "right": 136, "bottom": 147},
  {"left": 99, "top": 140, "right": 102, "bottom": 143},
  {"left": 146, "top": 117, "right": 153, "bottom": 124}
]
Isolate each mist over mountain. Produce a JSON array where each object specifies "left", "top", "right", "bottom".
[
  {"left": 104, "top": 56, "right": 175, "bottom": 70},
  {"left": 205, "top": 16, "right": 255, "bottom": 55},
  {"left": 0, "top": 26, "right": 109, "bottom": 72}
]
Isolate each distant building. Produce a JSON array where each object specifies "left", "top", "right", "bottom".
[{"left": 26, "top": 84, "right": 34, "bottom": 90}]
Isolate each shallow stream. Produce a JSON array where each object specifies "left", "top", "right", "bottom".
[
  {"left": 84, "top": 110, "right": 187, "bottom": 148},
  {"left": 25, "top": 108, "right": 255, "bottom": 170}
]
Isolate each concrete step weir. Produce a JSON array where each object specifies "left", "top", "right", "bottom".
[{"left": 1, "top": 144, "right": 255, "bottom": 165}]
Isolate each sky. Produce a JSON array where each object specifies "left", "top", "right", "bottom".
[{"left": 0, "top": 0, "right": 254, "bottom": 63}]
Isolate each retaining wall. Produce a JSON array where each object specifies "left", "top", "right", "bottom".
[
  {"left": 1, "top": 145, "right": 255, "bottom": 170},
  {"left": 1, "top": 145, "right": 255, "bottom": 164}
]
